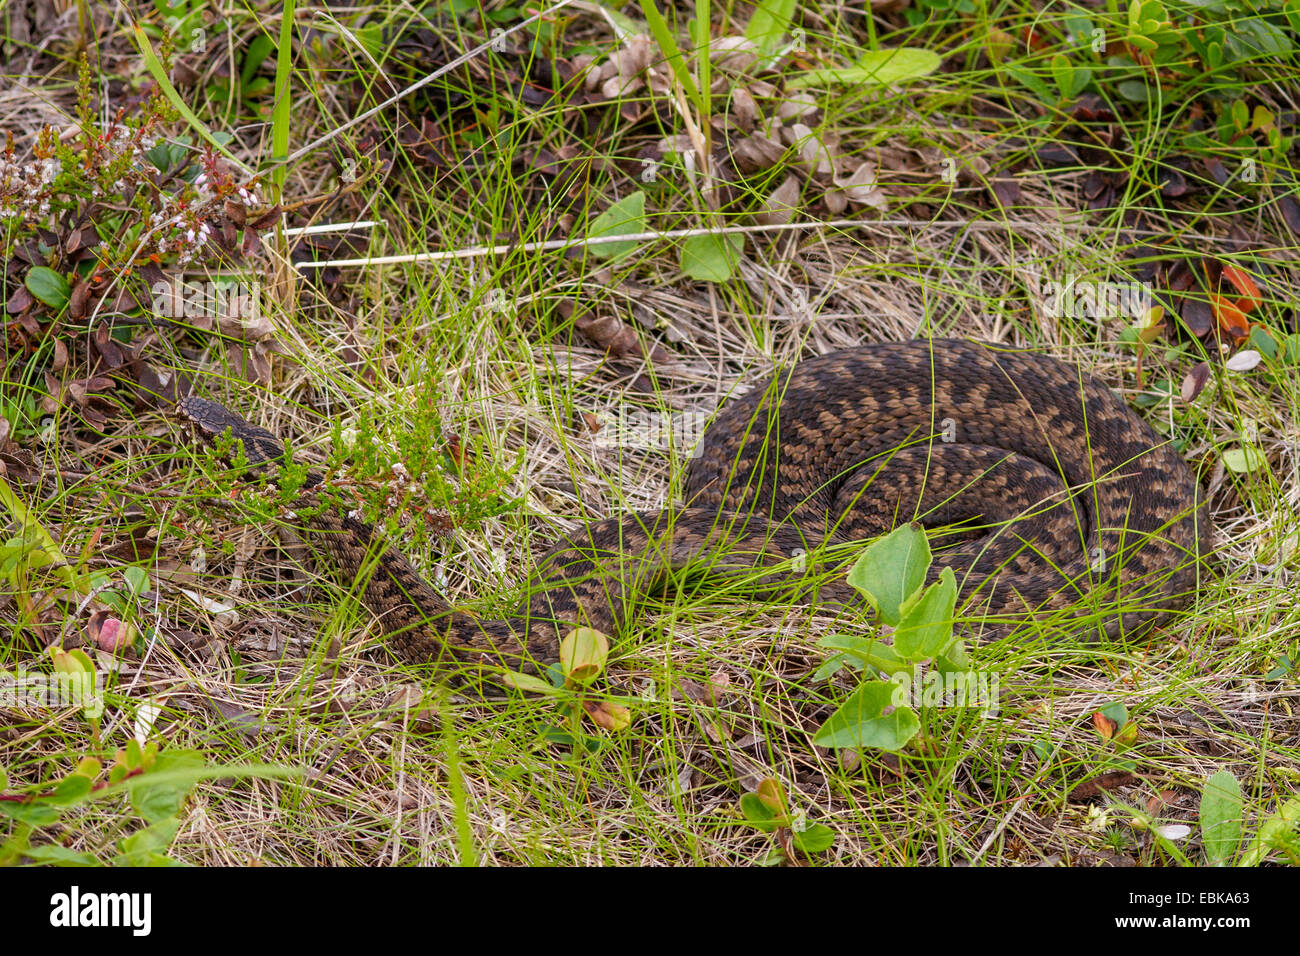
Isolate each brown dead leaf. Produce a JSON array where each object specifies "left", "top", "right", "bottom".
[
  {"left": 1145, "top": 789, "right": 1181, "bottom": 815},
  {"left": 1181, "top": 362, "right": 1211, "bottom": 402},
  {"left": 710, "top": 36, "right": 759, "bottom": 74},
  {"left": 1278, "top": 194, "right": 1300, "bottom": 235},
  {"left": 1180, "top": 296, "right": 1214, "bottom": 337},
  {"left": 789, "top": 123, "right": 834, "bottom": 176},
  {"left": 730, "top": 86, "right": 758, "bottom": 131},
  {"left": 756, "top": 174, "right": 801, "bottom": 226},
  {"left": 224, "top": 340, "right": 273, "bottom": 386},
  {"left": 573, "top": 310, "right": 667, "bottom": 362},
  {"left": 732, "top": 132, "right": 786, "bottom": 174},
  {"left": 1068, "top": 770, "right": 1139, "bottom": 802},
  {"left": 835, "top": 161, "right": 887, "bottom": 209},
  {"left": 6, "top": 285, "right": 33, "bottom": 315},
  {"left": 1204, "top": 156, "right": 1230, "bottom": 186},
  {"left": 989, "top": 176, "right": 1022, "bottom": 209},
  {"left": 444, "top": 434, "right": 468, "bottom": 468},
  {"left": 208, "top": 698, "right": 264, "bottom": 737}
]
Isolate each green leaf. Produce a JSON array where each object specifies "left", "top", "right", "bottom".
[
  {"left": 745, "top": 0, "right": 797, "bottom": 57},
  {"left": 0, "top": 477, "right": 88, "bottom": 595},
  {"left": 812, "top": 653, "right": 846, "bottom": 680},
  {"left": 1222, "top": 446, "right": 1266, "bottom": 473},
  {"left": 270, "top": 0, "right": 296, "bottom": 193},
  {"left": 500, "top": 669, "right": 563, "bottom": 696},
  {"left": 1264, "top": 653, "right": 1293, "bottom": 681},
  {"left": 1241, "top": 797, "right": 1300, "bottom": 866},
  {"left": 680, "top": 232, "right": 743, "bottom": 281},
  {"left": 1098, "top": 701, "right": 1128, "bottom": 727},
  {"left": 0, "top": 799, "right": 62, "bottom": 826},
  {"left": 1201, "top": 770, "right": 1244, "bottom": 866},
  {"left": 812, "top": 679, "right": 920, "bottom": 751},
  {"left": 936, "top": 637, "right": 969, "bottom": 673},
  {"left": 791, "top": 822, "right": 835, "bottom": 853},
  {"left": 893, "top": 567, "right": 957, "bottom": 661},
  {"left": 790, "top": 47, "right": 941, "bottom": 88},
  {"left": 586, "top": 190, "right": 647, "bottom": 261},
  {"left": 846, "top": 523, "right": 931, "bottom": 626},
  {"left": 22, "top": 844, "right": 101, "bottom": 866},
  {"left": 739, "top": 792, "right": 783, "bottom": 831},
  {"left": 1116, "top": 80, "right": 1151, "bottom": 104},
  {"left": 240, "top": 34, "right": 276, "bottom": 88},
  {"left": 117, "top": 816, "right": 182, "bottom": 866},
  {"left": 1050, "top": 54, "right": 1074, "bottom": 98},
  {"left": 560, "top": 627, "right": 609, "bottom": 684},
  {"left": 25, "top": 267, "right": 71, "bottom": 309},
  {"left": 46, "top": 774, "right": 93, "bottom": 806},
  {"left": 125, "top": 749, "right": 204, "bottom": 823},
  {"left": 1004, "top": 63, "right": 1053, "bottom": 101},
  {"left": 1067, "top": 63, "right": 1091, "bottom": 98},
  {"left": 819, "top": 633, "right": 910, "bottom": 676},
  {"left": 123, "top": 565, "right": 151, "bottom": 597}
]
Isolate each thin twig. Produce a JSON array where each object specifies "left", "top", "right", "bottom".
[{"left": 292, "top": 216, "right": 1271, "bottom": 270}]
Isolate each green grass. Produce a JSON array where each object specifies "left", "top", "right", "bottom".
[{"left": 1, "top": 0, "right": 1298, "bottom": 866}]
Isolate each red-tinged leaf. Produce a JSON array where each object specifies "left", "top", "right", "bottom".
[
  {"left": 1221, "top": 264, "right": 1262, "bottom": 310},
  {"left": 1092, "top": 711, "right": 1118, "bottom": 739},
  {"left": 756, "top": 777, "right": 788, "bottom": 816},
  {"left": 582, "top": 699, "right": 631, "bottom": 731},
  {"left": 1181, "top": 362, "right": 1211, "bottom": 402},
  {"left": 92, "top": 616, "right": 134, "bottom": 653},
  {"left": 1022, "top": 26, "right": 1048, "bottom": 50},
  {"left": 1211, "top": 293, "right": 1250, "bottom": 339}
]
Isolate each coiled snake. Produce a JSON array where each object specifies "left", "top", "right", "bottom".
[{"left": 179, "top": 339, "right": 1209, "bottom": 687}]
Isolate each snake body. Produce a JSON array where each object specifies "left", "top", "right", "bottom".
[{"left": 180, "top": 339, "right": 1209, "bottom": 685}]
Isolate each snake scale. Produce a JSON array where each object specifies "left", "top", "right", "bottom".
[{"left": 180, "top": 338, "right": 1209, "bottom": 687}]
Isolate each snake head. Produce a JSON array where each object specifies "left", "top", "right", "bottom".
[{"left": 177, "top": 396, "right": 285, "bottom": 465}]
